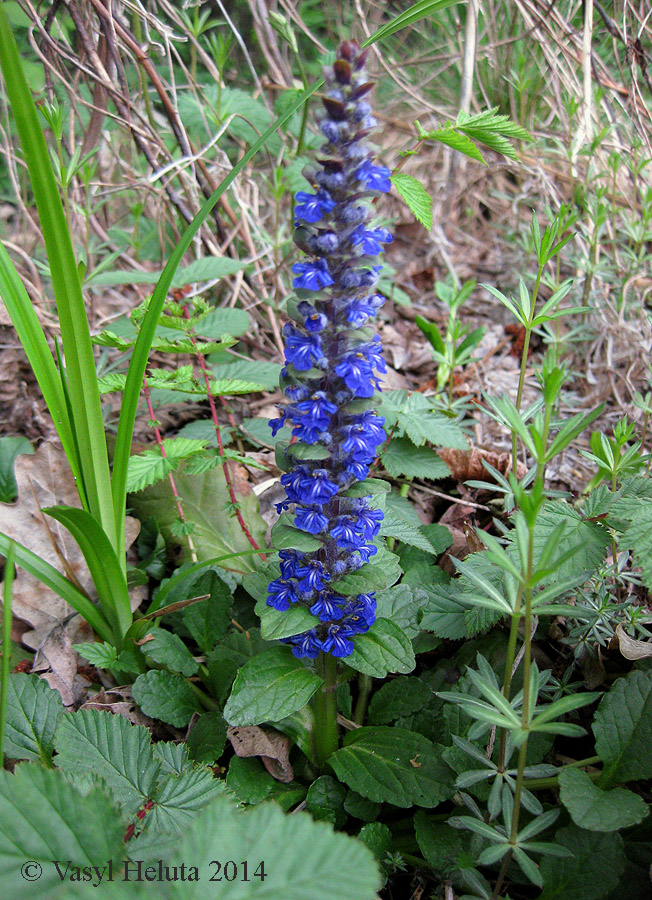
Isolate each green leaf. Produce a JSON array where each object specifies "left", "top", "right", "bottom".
[
  {"left": 255, "top": 596, "right": 319, "bottom": 641},
  {"left": 378, "top": 391, "right": 467, "bottom": 448},
  {"left": 213, "top": 360, "right": 282, "bottom": 391},
  {"left": 559, "top": 768, "right": 649, "bottom": 832},
  {"left": 223, "top": 646, "right": 323, "bottom": 726},
  {"left": 374, "top": 584, "right": 429, "bottom": 638},
  {"left": 0, "top": 436, "right": 32, "bottom": 502},
  {"left": 414, "top": 811, "right": 468, "bottom": 873},
  {"left": 379, "top": 509, "right": 438, "bottom": 554},
  {"left": 89, "top": 257, "right": 248, "bottom": 287},
  {"left": 148, "top": 768, "right": 226, "bottom": 832},
  {"left": 187, "top": 712, "right": 228, "bottom": 764},
  {"left": 142, "top": 628, "right": 199, "bottom": 677},
  {"left": 391, "top": 173, "right": 433, "bottom": 229},
  {"left": 335, "top": 550, "right": 402, "bottom": 595},
  {"left": 593, "top": 670, "right": 652, "bottom": 787},
  {"left": 329, "top": 727, "right": 456, "bottom": 808},
  {"left": 539, "top": 825, "right": 626, "bottom": 900},
  {"left": 306, "top": 775, "right": 347, "bottom": 826},
  {"left": 128, "top": 462, "right": 267, "bottom": 572},
  {"left": 73, "top": 640, "right": 118, "bottom": 668},
  {"left": 182, "top": 572, "right": 233, "bottom": 651},
  {"left": 532, "top": 501, "right": 610, "bottom": 583},
  {"left": 347, "top": 618, "right": 416, "bottom": 678},
  {"left": 427, "top": 126, "right": 484, "bottom": 161},
  {"left": 198, "top": 307, "right": 251, "bottom": 338},
  {"left": 227, "top": 755, "right": 275, "bottom": 805},
  {"left": 54, "top": 709, "right": 161, "bottom": 815},
  {"left": 3, "top": 674, "right": 63, "bottom": 762},
  {"left": 132, "top": 670, "right": 203, "bottom": 727},
  {"left": 368, "top": 676, "right": 434, "bottom": 725},
  {"left": 271, "top": 514, "right": 323, "bottom": 551},
  {"left": 381, "top": 438, "right": 450, "bottom": 479},
  {"left": 0, "top": 764, "right": 124, "bottom": 897},
  {"left": 420, "top": 586, "right": 469, "bottom": 639}
]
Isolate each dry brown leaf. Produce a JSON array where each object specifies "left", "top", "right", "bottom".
[
  {"left": 81, "top": 686, "right": 155, "bottom": 728},
  {"left": 0, "top": 442, "right": 141, "bottom": 703},
  {"left": 437, "top": 445, "right": 527, "bottom": 483},
  {"left": 615, "top": 623, "right": 652, "bottom": 660},
  {"left": 227, "top": 724, "right": 293, "bottom": 783}
]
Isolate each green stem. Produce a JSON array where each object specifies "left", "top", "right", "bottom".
[
  {"left": 313, "top": 652, "right": 339, "bottom": 769},
  {"left": 511, "top": 264, "right": 543, "bottom": 472},
  {"left": 0, "top": 542, "right": 15, "bottom": 769},
  {"left": 353, "top": 674, "right": 373, "bottom": 725}
]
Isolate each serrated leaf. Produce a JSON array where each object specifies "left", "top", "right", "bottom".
[
  {"left": 539, "top": 825, "right": 625, "bottom": 900},
  {"left": 223, "top": 646, "right": 322, "bottom": 726},
  {"left": 391, "top": 173, "right": 432, "bottom": 229},
  {"left": 328, "top": 727, "right": 455, "bottom": 808},
  {"left": 54, "top": 709, "right": 161, "bottom": 815},
  {"left": 153, "top": 741, "right": 191, "bottom": 774},
  {"left": 374, "top": 584, "right": 429, "bottom": 639},
  {"left": 335, "top": 550, "right": 402, "bottom": 595},
  {"left": 255, "top": 596, "right": 319, "bottom": 641},
  {"left": 149, "top": 768, "right": 227, "bottom": 832},
  {"left": 3, "top": 674, "right": 63, "bottom": 762},
  {"left": 379, "top": 508, "right": 437, "bottom": 553},
  {"left": 347, "top": 618, "right": 415, "bottom": 678},
  {"left": 381, "top": 438, "right": 451, "bottom": 479},
  {"left": 559, "top": 768, "right": 649, "bottom": 832},
  {"left": 379, "top": 391, "right": 467, "bottom": 448},
  {"left": 531, "top": 501, "right": 610, "bottom": 583},
  {"left": 420, "top": 587, "right": 469, "bottom": 639},
  {"left": 132, "top": 670, "right": 203, "bottom": 727},
  {"left": 0, "top": 765, "right": 124, "bottom": 897},
  {"left": 142, "top": 628, "right": 199, "bottom": 676},
  {"left": 182, "top": 571, "right": 233, "bottom": 651},
  {"left": 89, "top": 256, "right": 248, "bottom": 287},
  {"left": 73, "top": 640, "right": 118, "bottom": 668},
  {"left": 213, "top": 359, "right": 282, "bottom": 390},
  {"left": 368, "top": 676, "right": 434, "bottom": 725},
  {"left": 593, "top": 669, "right": 652, "bottom": 787}
]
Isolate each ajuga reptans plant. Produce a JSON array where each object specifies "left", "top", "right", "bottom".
[{"left": 267, "top": 40, "right": 392, "bottom": 660}]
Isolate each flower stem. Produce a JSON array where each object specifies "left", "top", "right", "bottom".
[
  {"left": 313, "top": 652, "right": 339, "bottom": 769},
  {"left": 353, "top": 673, "right": 373, "bottom": 725}
]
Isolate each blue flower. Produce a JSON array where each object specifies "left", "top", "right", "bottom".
[
  {"left": 294, "top": 506, "right": 328, "bottom": 534},
  {"left": 267, "top": 579, "right": 299, "bottom": 611},
  {"left": 321, "top": 623, "right": 355, "bottom": 657},
  {"left": 298, "top": 469, "right": 340, "bottom": 505},
  {"left": 285, "top": 629, "right": 323, "bottom": 659},
  {"left": 310, "top": 594, "right": 346, "bottom": 621},
  {"left": 354, "top": 505, "right": 384, "bottom": 540},
  {"left": 331, "top": 515, "right": 366, "bottom": 550},
  {"left": 350, "top": 226, "right": 394, "bottom": 256},
  {"left": 295, "top": 391, "right": 338, "bottom": 425},
  {"left": 294, "top": 189, "right": 335, "bottom": 223},
  {"left": 296, "top": 559, "right": 331, "bottom": 592},
  {"left": 292, "top": 259, "right": 335, "bottom": 291},
  {"left": 356, "top": 160, "right": 391, "bottom": 192},
  {"left": 283, "top": 325, "right": 325, "bottom": 371},
  {"left": 278, "top": 549, "right": 305, "bottom": 579}
]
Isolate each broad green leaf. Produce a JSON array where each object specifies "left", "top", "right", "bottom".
[
  {"left": 198, "top": 307, "right": 250, "bottom": 338},
  {"left": 347, "top": 618, "right": 415, "bottom": 678},
  {"left": 379, "top": 509, "right": 438, "bottom": 554},
  {"left": 539, "top": 825, "right": 625, "bottom": 900},
  {"left": 142, "top": 628, "right": 199, "bottom": 677},
  {"left": 128, "top": 462, "right": 267, "bottom": 572},
  {"left": 414, "top": 811, "right": 468, "bottom": 872},
  {"left": 227, "top": 755, "right": 275, "bottom": 805},
  {"left": 89, "top": 257, "right": 247, "bottom": 287},
  {"left": 374, "top": 584, "right": 429, "bottom": 638},
  {"left": 593, "top": 670, "right": 652, "bottom": 787},
  {"left": 132, "top": 670, "right": 203, "bottom": 727},
  {"left": 182, "top": 571, "right": 233, "bottom": 651},
  {"left": 54, "top": 709, "right": 161, "bottom": 815},
  {"left": 148, "top": 768, "right": 226, "bottom": 832},
  {"left": 213, "top": 360, "right": 282, "bottom": 391},
  {"left": 255, "top": 596, "right": 319, "bottom": 641},
  {"left": 559, "top": 768, "right": 648, "bottom": 832},
  {"left": 271, "top": 514, "right": 323, "bottom": 551},
  {"left": 187, "top": 712, "right": 228, "bottom": 764},
  {"left": 223, "top": 647, "right": 322, "bottom": 726},
  {"left": 73, "top": 640, "right": 118, "bottom": 668},
  {"left": 420, "top": 587, "right": 469, "bottom": 639},
  {"left": 378, "top": 391, "right": 467, "bottom": 448},
  {"left": 531, "top": 501, "right": 610, "bottom": 583},
  {"left": 391, "top": 173, "right": 432, "bottom": 229},
  {"left": 328, "top": 727, "right": 455, "bottom": 808},
  {"left": 0, "top": 764, "right": 124, "bottom": 897},
  {"left": 3, "top": 674, "right": 63, "bottom": 762},
  {"left": 0, "top": 436, "right": 32, "bottom": 502},
  {"left": 335, "top": 551, "right": 402, "bottom": 595},
  {"left": 381, "top": 438, "right": 450, "bottom": 479},
  {"left": 368, "top": 676, "right": 434, "bottom": 725},
  {"left": 307, "top": 776, "right": 348, "bottom": 827}
]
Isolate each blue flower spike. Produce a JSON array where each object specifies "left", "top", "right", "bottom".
[{"left": 267, "top": 40, "right": 392, "bottom": 660}]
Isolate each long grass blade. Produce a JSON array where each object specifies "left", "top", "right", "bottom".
[
  {"left": 0, "top": 531, "right": 113, "bottom": 643},
  {"left": 0, "top": 6, "right": 115, "bottom": 547},
  {"left": 0, "top": 540, "right": 14, "bottom": 768}
]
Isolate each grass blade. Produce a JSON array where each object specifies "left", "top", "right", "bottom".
[{"left": 0, "top": 540, "right": 14, "bottom": 767}]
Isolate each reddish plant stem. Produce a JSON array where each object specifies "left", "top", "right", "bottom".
[
  {"left": 124, "top": 799, "right": 155, "bottom": 842},
  {"left": 182, "top": 306, "right": 267, "bottom": 561},
  {"left": 142, "top": 376, "right": 197, "bottom": 562}
]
